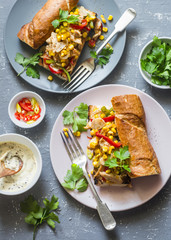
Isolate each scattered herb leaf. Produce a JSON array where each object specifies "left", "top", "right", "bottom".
[
  {"left": 62, "top": 163, "right": 88, "bottom": 192},
  {"left": 20, "top": 195, "right": 60, "bottom": 240},
  {"left": 52, "top": 9, "right": 79, "bottom": 28},
  {"left": 141, "top": 36, "right": 171, "bottom": 87},
  {"left": 90, "top": 46, "right": 113, "bottom": 67},
  {"left": 104, "top": 146, "right": 131, "bottom": 172},
  {"left": 15, "top": 52, "right": 42, "bottom": 79},
  {"left": 62, "top": 103, "right": 88, "bottom": 132}
]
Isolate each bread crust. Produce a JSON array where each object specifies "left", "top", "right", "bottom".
[
  {"left": 111, "top": 94, "right": 161, "bottom": 178},
  {"left": 17, "top": 0, "right": 79, "bottom": 49}
]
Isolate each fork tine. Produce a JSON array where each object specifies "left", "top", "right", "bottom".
[
  {"left": 67, "top": 69, "right": 89, "bottom": 90},
  {"left": 63, "top": 67, "right": 86, "bottom": 89},
  {"left": 69, "top": 129, "right": 84, "bottom": 155},
  {"left": 69, "top": 71, "right": 91, "bottom": 92},
  {"left": 62, "top": 65, "right": 84, "bottom": 88},
  {"left": 60, "top": 131, "right": 77, "bottom": 161},
  {"left": 67, "top": 130, "right": 82, "bottom": 157}
]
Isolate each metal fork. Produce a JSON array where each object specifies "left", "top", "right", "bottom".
[
  {"left": 60, "top": 129, "right": 116, "bottom": 231},
  {"left": 62, "top": 8, "right": 136, "bottom": 92}
]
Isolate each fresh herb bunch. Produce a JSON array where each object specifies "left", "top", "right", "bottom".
[
  {"left": 62, "top": 103, "right": 88, "bottom": 132},
  {"left": 90, "top": 45, "right": 113, "bottom": 67},
  {"left": 104, "top": 146, "right": 131, "bottom": 172},
  {"left": 141, "top": 36, "right": 171, "bottom": 87},
  {"left": 52, "top": 8, "right": 79, "bottom": 28},
  {"left": 15, "top": 52, "right": 42, "bottom": 78},
  {"left": 62, "top": 163, "right": 88, "bottom": 192},
  {"left": 20, "top": 195, "right": 60, "bottom": 240}
]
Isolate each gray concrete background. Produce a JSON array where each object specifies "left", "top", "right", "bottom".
[{"left": 0, "top": 0, "right": 171, "bottom": 239}]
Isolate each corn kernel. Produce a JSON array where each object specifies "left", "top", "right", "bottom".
[
  {"left": 70, "top": 12, "right": 74, "bottom": 15},
  {"left": 90, "top": 142, "right": 96, "bottom": 149},
  {"left": 91, "top": 170, "right": 94, "bottom": 175},
  {"left": 110, "top": 111, "right": 114, "bottom": 116},
  {"left": 64, "top": 132, "right": 69, "bottom": 138},
  {"left": 63, "top": 22, "right": 68, "bottom": 27},
  {"left": 90, "top": 129, "right": 97, "bottom": 136},
  {"left": 75, "top": 55, "right": 78, "bottom": 59},
  {"left": 89, "top": 15, "right": 96, "bottom": 21},
  {"left": 82, "top": 32, "right": 88, "bottom": 38},
  {"left": 47, "top": 75, "right": 53, "bottom": 81},
  {"left": 61, "top": 52, "right": 65, "bottom": 57},
  {"left": 108, "top": 135, "right": 113, "bottom": 140},
  {"left": 100, "top": 113, "right": 105, "bottom": 118},
  {"left": 92, "top": 161, "right": 99, "bottom": 168},
  {"left": 111, "top": 127, "right": 116, "bottom": 133},
  {"left": 56, "top": 29, "right": 60, "bottom": 33},
  {"left": 76, "top": 131, "right": 81, "bottom": 137},
  {"left": 94, "top": 114, "right": 99, "bottom": 118},
  {"left": 61, "top": 29, "right": 66, "bottom": 33},
  {"left": 108, "top": 130, "right": 113, "bottom": 135},
  {"left": 49, "top": 51, "right": 55, "bottom": 56},
  {"left": 112, "top": 123, "right": 116, "bottom": 128},
  {"left": 63, "top": 128, "right": 68, "bottom": 132},
  {"left": 106, "top": 180, "right": 110, "bottom": 184},
  {"left": 106, "top": 122, "right": 111, "bottom": 125},
  {"left": 102, "top": 27, "right": 108, "bottom": 32},
  {"left": 103, "top": 154, "right": 108, "bottom": 160},
  {"left": 102, "top": 18, "right": 106, "bottom": 23},
  {"left": 108, "top": 146, "right": 114, "bottom": 154},
  {"left": 57, "top": 35, "right": 61, "bottom": 42},
  {"left": 61, "top": 34, "right": 67, "bottom": 40},
  {"left": 68, "top": 44, "right": 74, "bottom": 50},
  {"left": 61, "top": 59, "right": 66, "bottom": 63},
  {"left": 94, "top": 148, "right": 100, "bottom": 154},
  {"left": 74, "top": 9, "right": 79, "bottom": 15},
  {"left": 106, "top": 169, "right": 111, "bottom": 174},
  {"left": 71, "top": 29, "right": 74, "bottom": 33},
  {"left": 108, "top": 15, "right": 113, "bottom": 21},
  {"left": 99, "top": 35, "right": 104, "bottom": 40},
  {"left": 61, "top": 63, "right": 66, "bottom": 67},
  {"left": 102, "top": 146, "right": 108, "bottom": 152},
  {"left": 114, "top": 140, "right": 118, "bottom": 143},
  {"left": 68, "top": 37, "right": 71, "bottom": 42}
]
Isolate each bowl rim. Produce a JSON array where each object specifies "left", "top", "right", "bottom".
[
  {"left": 0, "top": 133, "right": 42, "bottom": 195},
  {"left": 8, "top": 91, "right": 46, "bottom": 128},
  {"left": 138, "top": 36, "right": 171, "bottom": 89}
]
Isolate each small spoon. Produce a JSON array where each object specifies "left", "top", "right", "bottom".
[{"left": 0, "top": 152, "right": 23, "bottom": 178}]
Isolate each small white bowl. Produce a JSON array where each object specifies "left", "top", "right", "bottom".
[
  {"left": 8, "top": 91, "right": 46, "bottom": 128},
  {"left": 0, "top": 133, "right": 42, "bottom": 196},
  {"left": 139, "top": 37, "right": 171, "bottom": 89}
]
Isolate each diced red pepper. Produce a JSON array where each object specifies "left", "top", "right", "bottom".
[
  {"left": 70, "top": 19, "right": 90, "bottom": 31},
  {"left": 87, "top": 136, "right": 92, "bottom": 140},
  {"left": 88, "top": 39, "right": 96, "bottom": 48},
  {"left": 19, "top": 101, "right": 33, "bottom": 112},
  {"left": 96, "top": 132, "right": 122, "bottom": 148},
  {"left": 102, "top": 116, "right": 115, "bottom": 122},
  {"left": 48, "top": 65, "right": 63, "bottom": 74},
  {"left": 15, "top": 112, "right": 20, "bottom": 120}
]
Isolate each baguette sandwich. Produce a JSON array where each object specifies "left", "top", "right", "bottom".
[{"left": 86, "top": 94, "right": 161, "bottom": 187}]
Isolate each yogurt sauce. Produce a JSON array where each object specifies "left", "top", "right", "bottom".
[{"left": 0, "top": 142, "right": 37, "bottom": 192}]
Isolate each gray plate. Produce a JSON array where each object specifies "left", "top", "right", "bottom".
[{"left": 4, "top": 0, "right": 126, "bottom": 93}]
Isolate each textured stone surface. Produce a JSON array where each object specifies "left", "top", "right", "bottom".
[{"left": 0, "top": 0, "right": 171, "bottom": 239}]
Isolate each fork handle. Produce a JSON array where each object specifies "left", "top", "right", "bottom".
[
  {"left": 96, "top": 8, "right": 136, "bottom": 55},
  {"left": 83, "top": 170, "right": 116, "bottom": 231}
]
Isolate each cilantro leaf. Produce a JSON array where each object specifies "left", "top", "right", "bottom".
[
  {"left": 26, "top": 66, "right": 40, "bottom": 79},
  {"left": 104, "top": 157, "right": 118, "bottom": 168},
  {"left": 140, "top": 36, "right": 171, "bottom": 87},
  {"left": 52, "top": 9, "right": 79, "bottom": 28},
  {"left": 114, "top": 146, "right": 130, "bottom": 161},
  {"left": 62, "top": 110, "right": 74, "bottom": 125},
  {"left": 90, "top": 46, "right": 113, "bottom": 67},
  {"left": 62, "top": 164, "right": 88, "bottom": 192},
  {"left": 15, "top": 52, "right": 42, "bottom": 79},
  {"left": 63, "top": 103, "right": 88, "bottom": 133},
  {"left": 20, "top": 195, "right": 60, "bottom": 240}
]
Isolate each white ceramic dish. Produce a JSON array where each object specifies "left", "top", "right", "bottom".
[
  {"left": 139, "top": 37, "right": 171, "bottom": 89},
  {"left": 50, "top": 84, "right": 171, "bottom": 212},
  {"left": 8, "top": 91, "right": 46, "bottom": 128},
  {"left": 0, "top": 133, "right": 42, "bottom": 196}
]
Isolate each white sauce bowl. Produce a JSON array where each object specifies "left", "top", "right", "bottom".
[
  {"left": 8, "top": 91, "right": 46, "bottom": 128},
  {"left": 0, "top": 133, "right": 42, "bottom": 195}
]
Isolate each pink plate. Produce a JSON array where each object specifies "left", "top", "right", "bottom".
[{"left": 50, "top": 85, "right": 171, "bottom": 211}]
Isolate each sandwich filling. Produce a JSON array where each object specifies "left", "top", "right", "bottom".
[
  {"left": 40, "top": 6, "right": 102, "bottom": 80},
  {"left": 85, "top": 105, "right": 131, "bottom": 187}
]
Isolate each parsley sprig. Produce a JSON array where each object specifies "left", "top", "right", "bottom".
[
  {"left": 104, "top": 146, "right": 131, "bottom": 172},
  {"left": 90, "top": 46, "right": 113, "bottom": 67},
  {"left": 62, "top": 163, "right": 88, "bottom": 192},
  {"left": 141, "top": 36, "right": 171, "bottom": 87},
  {"left": 62, "top": 103, "right": 88, "bottom": 132},
  {"left": 52, "top": 8, "right": 79, "bottom": 28},
  {"left": 15, "top": 52, "right": 42, "bottom": 78},
  {"left": 20, "top": 195, "right": 60, "bottom": 240}
]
